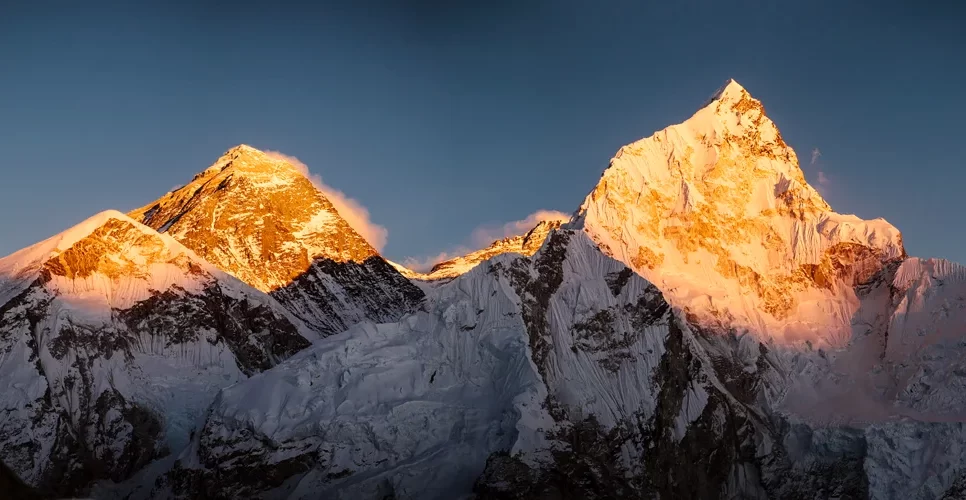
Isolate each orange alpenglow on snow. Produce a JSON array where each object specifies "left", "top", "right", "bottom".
[
  {"left": 129, "top": 145, "right": 380, "bottom": 292},
  {"left": 574, "top": 79, "right": 905, "bottom": 346}
]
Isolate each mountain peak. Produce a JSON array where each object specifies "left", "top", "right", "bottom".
[
  {"left": 0, "top": 210, "right": 228, "bottom": 311},
  {"left": 576, "top": 81, "right": 905, "bottom": 345},
  {"left": 709, "top": 78, "right": 749, "bottom": 103},
  {"left": 198, "top": 144, "right": 302, "bottom": 181},
  {"left": 2, "top": 210, "right": 154, "bottom": 276},
  {"left": 130, "top": 149, "right": 379, "bottom": 292}
]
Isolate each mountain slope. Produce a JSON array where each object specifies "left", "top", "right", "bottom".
[
  {"left": 151, "top": 81, "right": 966, "bottom": 500},
  {"left": 575, "top": 80, "right": 905, "bottom": 347},
  {"left": 155, "top": 228, "right": 737, "bottom": 499},
  {"left": 129, "top": 145, "right": 424, "bottom": 336},
  {"left": 157, "top": 227, "right": 966, "bottom": 500},
  {"left": 0, "top": 211, "right": 311, "bottom": 496}
]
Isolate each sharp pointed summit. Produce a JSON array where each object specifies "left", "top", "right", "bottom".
[
  {"left": 575, "top": 80, "right": 905, "bottom": 345},
  {"left": 709, "top": 78, "right": 748, "bottom": 102}
]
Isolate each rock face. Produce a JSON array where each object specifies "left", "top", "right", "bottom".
[
  {"left": 130, "top": 145, "right": 424, "bottom": 336},
  {"left": 154, "top": 81, "right": 966, "bottom": 500},
  {"left": 0, "top": 211, "right": 311, "bottom": 497}
]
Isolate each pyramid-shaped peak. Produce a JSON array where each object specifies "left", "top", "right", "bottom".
[
  {"left": 700, "top": 79, "right": 766, "bottom": 117},
  {"left": 712, "top": 79, "right": 748, "bottom": 100},
  {"left": 130, "top": 146, "right": 381, "bottom": 291},
  {"left": 188, "top": 145, "right": 313, "bottom": 186},
  {"left": 227, "top": 143, "right": 262, "bottom": 155}
]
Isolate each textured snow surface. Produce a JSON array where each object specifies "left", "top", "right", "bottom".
[
  {"left": 167, "top": 253, "right": 546, "bottom": 499},
  {"left": 0, "top": 212, "right": 312, "bottom": 495},
  {"left": 160, "top": 230, "right": 689, "bottom": 499}
]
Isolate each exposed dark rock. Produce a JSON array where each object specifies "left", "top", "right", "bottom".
[
  {"left": 605, "top": 267, "right": 634, "bottom": 297},
  {"left": 271, "top": 256, "right": 425, "bottom": 338},
  {"left": 0, "top": 276, "right": 310, "bottom": 496},
  {"left": 0, "top": 460, "right": 44, "bottom": 500},
  {"left": 475, "top": 417, "right": 637, "bottom": 500}
]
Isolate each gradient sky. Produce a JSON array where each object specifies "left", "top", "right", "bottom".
[{"left": 1, "top": 1, "right": 964, "bottom": 266}]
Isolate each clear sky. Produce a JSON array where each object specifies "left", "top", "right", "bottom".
[{"left": 1, "top": 1, "right": 964, "bottom": 266}]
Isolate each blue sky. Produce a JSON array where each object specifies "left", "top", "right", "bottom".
[{"left": 1, "top": 1, "right": 964, "bottom": 265}]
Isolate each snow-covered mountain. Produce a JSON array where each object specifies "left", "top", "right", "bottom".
[
  {"left": 2, "top": 80, "right": 964, "bottom": 500},
  {"left": 129, "top": 145, "right": 425, "bottom": 336},
  {"left": 148, "top": 81, "right": 966, "bottom": 500},
  {"left": 575, "top": 79, "right": 905, "bottom": 348},
  {"left": 0, "top": 211, "right": 312, "bottom": 497},
  {"left": 394, "top": 220, "right": 564, "bottom": 282}
]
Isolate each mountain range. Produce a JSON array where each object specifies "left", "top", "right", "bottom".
[{"left": 1, "top": 80, "right": 963, "bottom": 500}]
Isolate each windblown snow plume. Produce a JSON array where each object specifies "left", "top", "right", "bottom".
[{"left": 264, "top": 151, "right": 389, "bottom": 251}]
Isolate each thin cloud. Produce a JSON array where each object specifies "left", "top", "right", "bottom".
[
  {"left": 817, "top": 171, "right": 830, "bottom": 186},
  {"left": 402, "top": 249, "right": 470, "bottom": 273},
  {"left": 402, "top": 209, "right": 570, "bottom": 273},
  {"left": 809, "top": 147, "right": 830, "bottom": 196},
  {"left": 264, "top": 151, "right": 389, "bottom": 251},
  {"left": 810, "top": 148, "right": 822, "bottom": 165}
]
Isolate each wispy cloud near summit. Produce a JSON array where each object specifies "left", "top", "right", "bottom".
[{"left": 264, "top": 151, "right": 389, "bottom": 251}]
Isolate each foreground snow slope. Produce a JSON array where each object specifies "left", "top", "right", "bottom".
[
  {"left": 163, "top": 231, "right": 966, "bottom": 500},
  {"left": 0, "top": 211, "right": 311, "bottom": 497},
  {"left": 156, "top": 229, "right": 713, "bottom": 499},
  {"left": 130, "top": 145, "right": 425, "bottom": 337}
]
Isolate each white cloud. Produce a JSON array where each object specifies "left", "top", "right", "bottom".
[
  {"left": 401, "top": 209, "right": 570, "bottom": 273},
  {"left": 264, "top": 151, "right": 389, "bottom": 251},
  {"left": 810, "top": 148, "right": 822, "bottom": 165},
  {"left": 808, "top": 148, "right": 831, "bottom": 196}
]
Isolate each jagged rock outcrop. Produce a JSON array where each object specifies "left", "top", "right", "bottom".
[
  {"left": 129, "top": 145, "right": 424, "bottom": 336},
  {"left": 0, "top": 211, "right": 311, "bottom": 497}
]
